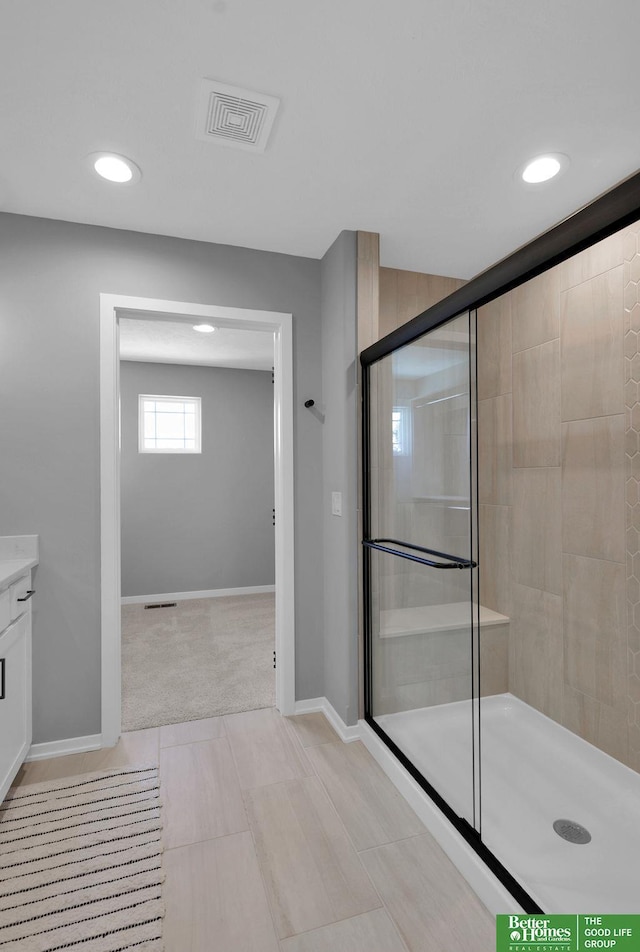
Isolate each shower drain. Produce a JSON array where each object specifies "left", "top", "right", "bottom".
[{"left": 553, "top": 819, "right": 591, "bottom": 844}]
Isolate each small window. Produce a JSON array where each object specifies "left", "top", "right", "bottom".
[
  {"left": 392, "top": 406, "right": 410, "bottom": 456},
  {"left": 138, "top": 395, "right": 201, "bottom": 453}
]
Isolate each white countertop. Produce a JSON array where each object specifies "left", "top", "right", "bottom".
[
  {"left": 379, "top": 602, "right": 509, "bottom": 639},
  {"left": 0, "top": 557, "right": 38, "bottom": 590},
  {"left": 0, "top": 536, "right": 39, "bottom": 590}
]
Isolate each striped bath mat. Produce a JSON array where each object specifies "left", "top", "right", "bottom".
[{"left": 0, "top": 765, "right": 164, "bottom": 952}]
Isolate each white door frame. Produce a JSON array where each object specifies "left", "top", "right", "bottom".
[{"left": 100, "top": 293, "right": 295, "bottom": 747}]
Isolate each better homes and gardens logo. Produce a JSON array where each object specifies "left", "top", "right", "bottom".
[{"left": 497, "top": 915, "right": 640, "bottom": 952}]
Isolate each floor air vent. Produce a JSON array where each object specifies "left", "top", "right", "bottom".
[
  {"left": 553, "top": 819, "right": 591, "bottom": 844},
  {"left": 144, "top": 602, "right": 177, "bottom": 610},
  {"left": 196, "top": 80, "right": 280, "bottom": 153}
]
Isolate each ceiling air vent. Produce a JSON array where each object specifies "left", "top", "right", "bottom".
[{"left": 197, "top": 80, "right": 280, "bottom": 153}]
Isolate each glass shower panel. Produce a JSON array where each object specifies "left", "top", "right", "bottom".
[
  {"left": 366, "top": 311, "right": 480, "bottom": 828},
  {"left": 476, "top": 232, "right": 640, "bottom": 911},
  {"left": 369, "top": 315, "right": 472, "bottom": 552}
]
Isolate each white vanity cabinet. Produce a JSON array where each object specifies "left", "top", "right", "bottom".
[
  {"left": 0, "top": 535, "right": 38, "bottom": 803},
  {"left": 0, "top": 606, "right": 31, "bottom": 801}
]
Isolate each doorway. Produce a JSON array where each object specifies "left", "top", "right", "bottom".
[{"left": 100, "top": 294, "right": 295, "bottom": 747}]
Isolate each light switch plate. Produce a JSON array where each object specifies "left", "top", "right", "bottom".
[{"left": 331, "top": 491, "right": 342, "bottom": 516}]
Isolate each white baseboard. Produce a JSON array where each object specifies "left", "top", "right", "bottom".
[
  {"left": 358, "top": 719, "right": 521, "bottom": 915},
  {"left": 121, "top": 585, "right": 276, "bottom": 605},
  {"left": 26, "top": 734, "right": 103, "bottom": 762},
  {"left": 294, "top": 697, "right": 360, "bottom": 743}
]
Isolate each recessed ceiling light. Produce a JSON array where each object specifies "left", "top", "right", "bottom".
[
  {"left": 88, "top": 152, "right": 141, "bottom": 184},
  {"left": 520, "top": 153, "right": 569, "bottom": 184},
  {"left": 193, "top": 324, "right": 216, "bottom": 333}
]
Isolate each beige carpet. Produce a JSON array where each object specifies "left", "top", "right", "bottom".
[
  {"left": 0, "top": 766, "right": 164, "bottom": 952},
  {"left": 121, "top": 593, "right": 275, "bottom": 731}
]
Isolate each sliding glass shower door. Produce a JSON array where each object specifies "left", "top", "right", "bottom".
[{"left": 364, "top": 310, "right": 480, "bottom": 829}]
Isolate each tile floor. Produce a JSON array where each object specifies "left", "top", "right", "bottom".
[{"left": 14, "top": 709, "right": 495, "bottom": 951}]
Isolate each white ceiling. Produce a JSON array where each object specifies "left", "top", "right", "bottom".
[
  {"left": 2, "top": 1, "right": 640, "bottom": 278},
  {"left": 119, "top": 316, "right": 274, "bottom": 370}
]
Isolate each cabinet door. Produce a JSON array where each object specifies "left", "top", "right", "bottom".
[{"left": 0, "top": 612, "right": 32, "bottom": 803}]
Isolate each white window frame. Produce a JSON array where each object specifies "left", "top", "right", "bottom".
[{"left": 138, "top": 393, "right": 202, "bottom": 454}]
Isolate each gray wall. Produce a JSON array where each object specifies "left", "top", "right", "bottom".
[
  {"left": 320, "top": 231, "right": 359, "bottom": 726},
  {"left": 120, "top": 361, "right": 274, "bottom": 597},
  {"left": 0, "top": 212, "right": 324, "bottom": 744}
]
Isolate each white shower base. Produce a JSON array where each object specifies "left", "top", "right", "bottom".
[{"left": 377, "top": 693, "right": 640, "bottom": 913}]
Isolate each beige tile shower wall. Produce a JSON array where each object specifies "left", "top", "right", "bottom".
[
  {"left": 477, "top": 296, "right": 513, "bottom": 701},
  {"left": 378, "top": 267, "right": 465, "bottom": 338},
  {"left": 622, "top": 228, "right": 640, "bottom": 772},
  {"left": 478, "top": 223, "right": 637, "bottom": 770}
]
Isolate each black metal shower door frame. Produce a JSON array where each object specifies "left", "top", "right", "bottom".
[
  {"left": 361, "top": 169, "right": 640, "bottom": 915},
  {"left": 361, "top": 310, "right": 539, "bottom": 911}
]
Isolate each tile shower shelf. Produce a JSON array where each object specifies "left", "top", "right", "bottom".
[
  {"left": 379, "top": 603, "right": 508, "bottom": 639},
  {"left": 411, "top": 496, "right": 469, "bottom": 506}
]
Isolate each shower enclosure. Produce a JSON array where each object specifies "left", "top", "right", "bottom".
[{"left": 361, "top": 173, "right": 640, "bottom": 912}]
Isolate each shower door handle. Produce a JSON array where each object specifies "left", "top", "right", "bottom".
[{"left": 363, "top": 538, "right": 477, "bottom": 570}]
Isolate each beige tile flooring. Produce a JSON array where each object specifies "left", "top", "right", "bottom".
[{"left": 14, "top": 709, "right": 495, "bottom": 951}]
